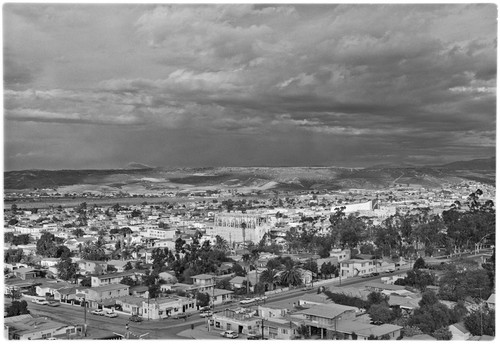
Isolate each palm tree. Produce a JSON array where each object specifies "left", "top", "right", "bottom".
[
  {"left": 279, "top": 262, "right": 303, "bottom": 288},
  {"left": 242, "top": 253, "right": 252, "bottom": 295},
  {"left": 241, "top": 222, "right": 247, "bottom": 250},
  {"left": 260, "top": 268, "right": 279, "bottom": 291},
  {"left": 214, "top": 235, "right": 229, "bottom": 251}
]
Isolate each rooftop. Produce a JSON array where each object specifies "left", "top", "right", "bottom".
[{"left": 297, "top": 303, "right": 358, "bottom": 319}]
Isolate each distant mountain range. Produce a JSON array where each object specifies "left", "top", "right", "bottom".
[{"left": 4, "top": 157, "right": 495, "bottom": 192}]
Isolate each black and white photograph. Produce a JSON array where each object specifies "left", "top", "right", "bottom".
[{"left": 3, "top": 2, "right": 496, "bottom": 340}]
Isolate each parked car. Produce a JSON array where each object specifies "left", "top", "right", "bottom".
[
  {"left": 221, "top": 330, "right": 239, "bottom": 338},
  {"left": 255, "top": 296, "right": 268, "bottom": 301},
  {"left": 371, "top": 272, "right": 380, "bottom": 277},
  {"left": 199, "top": 311, "right": 213, "bottom": 318},
  {"left": 35, "top": 299, "right": 49, "bottom": 305},
  {"left": 361, "top": 274, "right": 371, "bottom": 278},
  {"left": 48, "top": 301, "right": 60, "bottom": 307},
  {"left": 91, "top": 309, "right": 105, "bottom": 316},
  {"left": 129, "top": 315, "right": 143, "bottom": 322},
  {"left": 239, "top": 298, "right": 256, "bottom": 304},
  {"left": 247, "top": 334, "right": 266, "bottom": 340},
  {"left": 104, "top": 312, "right": 118, "bottom": 318},
  {"left": 199, "top": 306, "right": 211, "bottom": 312},
  {"left": 173, "top": 312, "right": 189, "bottom": 319}
]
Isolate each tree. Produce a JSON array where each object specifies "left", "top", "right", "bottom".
[
  {"left": 279, "top": 262, "right": 303, "bottom": 287},
  {"left": 368, "top": 303, "right": 393, "bottom": 323},
  {"left": 124, "top": 262, "right": 133, "bottom": 271},
  {"left": 413, "top": 257, "right": 426, "bottom": 270},
  {"left": 120, "top": 276, "right": 136, "bottom": 287},
  {"left": 464, "top": 308, "right": 495, "bottom": 336},
  {"left": 36, "top": 232, "right": 58, "bottom": 257},
  {"left": 80, "top": 276, "right": 92, "bottom": 287},
  {"left": 56, "top": 257, "right": 78, "bottom": 281},
  {"left": 367, "top": 292, "right": 388, "bottom": 308},
  {"left": 402, "top": 326, "right": 424, "bottom": 337},
  {"left": 216, "top": 278, "right": 232, "bottom": 290},
  {"left": 6, "top": 300, "right": 29, "bottom": 317},
  {"left": 4, "top": 248, "right": 24, "bottom": 264},
  {"left": 409, "top": 300, "right": 452, "bottom": 335},
  {"left": 260, "top": 268, "right": 279, "bottom": 291},
  {"left": 55, "top": 245, "right": 72, "bottom": 259},
  {"left": 196, "top": 292, "right": 210, "bottom": 308},
  {"left": 432, "top": 327, "right": 452, "bottom": 340},
  {"left": 72, "top": 227, "right": 85, "bottom": 238},
  {"left": 302, "top": 259, "right": 318, "bottom": 276},
  {"left": 438, "top": 267, "right": 492, "bottom": 301}
]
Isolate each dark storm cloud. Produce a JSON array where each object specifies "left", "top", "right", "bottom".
[{"left": 3, "top": 3, "right": 496, "bottom": 170}]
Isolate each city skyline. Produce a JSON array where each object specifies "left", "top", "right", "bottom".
[{"left": 4, "top": 3, "right": 497, "bottom": 171}]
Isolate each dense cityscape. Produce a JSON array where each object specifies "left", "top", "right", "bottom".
[{"left": 4, "top": 178, "right": 496, "bottom": 340}]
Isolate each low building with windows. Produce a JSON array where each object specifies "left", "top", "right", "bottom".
[
  {"left": 91, "top": 271, "right": 137, "bottom": 287},
  {"left": 340, "top": 259, "right": 375, "bottom": 278},
  {"left": 141, "top": 296, "right": 196, "bottom": 320},
  {"left": 4, "top": 314, "right": 77, "bottom": 340},
  {"left": 83, "top": 283, "right": 129, "bottom": 308},
  {"left": 211, "top": 308, "right": 261, "bottom": 336}
]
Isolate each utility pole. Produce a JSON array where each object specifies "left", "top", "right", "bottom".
[
  {"left": 261, "top": 318, "right": 264, "bottom": 339},
  {"left": 83, "top": 297, "right": 87, "bottom": 337}
]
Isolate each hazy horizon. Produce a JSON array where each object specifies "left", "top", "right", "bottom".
[{"left": 4, "top": 4, "right": 496, "bottom": 171}]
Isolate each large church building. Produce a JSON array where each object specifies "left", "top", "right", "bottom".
[{"left": 207, "top": 213, "right": 271, "bottom": 244}]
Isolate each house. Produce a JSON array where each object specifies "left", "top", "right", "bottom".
[
  {"left": 14, "top": 267, "right": 38, "bottom": 280},
  {"left": 335, "top": 321, "right": 402, "bottom": 340},
  {"left": 91, "top": 271, "right": 137, "bottom": 287},
  {"left": 211, "top": 307, "right": 262, "bottom": 335},
  {"left": 486, "top": 293, "right": 495, "bottom": 309},
  {"left": 364, "top": 282, "right": 413, "bottom": 296},
  {"left": 230, "top": 271, "right": 260, "bottom": 291},
  {"left": 115, "top": 296, "right": 146, "bottom": 316},
  {"left": 106, "top": 260, "right": 130, "bottom": 273},
  {"left": 263, "top": 318, "right": 300, "bottom": 340},
  {"left": 449, "top": 322, "right": 471, "bottom": 340},
  {"left": 39, "top": 258, "right": 59, "bottom": 268},
  {"left": 291, "top": 303, "right": 360, "bottom": 339},
  {"left": 35, "top": 282, "right": 72, "bottom": 298},
  {"left": 387, "top": 295, "right": 421, "bottom": 316},
  {"left": 211, "top": 288, "right": 235, "bottom": 305},
  {"left": 340, "top": 259, "right": 375, "bottom": 278},
  {"left": 192, "top": 274, "right": 216, "bottom": 286},
  {"left": 142, "top": 296, "right": 196, "bottom": 320},
  {"left": 53, "top": 287, "right": 78, "bottom": 304},
  {"left": 77, "top": 260, "right": 108, "bottom": 275},
  {"left": 5, "top": 314, "right": 78, "bottom": 340},
  {"left": 130, "top": 285, "right": 149, "bottom": 298},
  {"left": 83, "top": 284, "right": 130, "bottom": 308}
]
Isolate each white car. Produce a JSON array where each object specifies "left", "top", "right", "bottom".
[
  {"left": 104, "top": 312, "right": 118, "bottom": 318},
  {"left": 35, "top": 299, "right": 49, "bottom": 305},
  {"left": 239, "top": 298, "right": 256, "bottom": 305},
  {"left": 221, "top": 330, "right": 239, "bottom": 338},
  {"left": 91, "top": 309, "right": 105, "bottom": 316},
  {"left": 200, "top": 311, "right": 213, "bottom": 318}
]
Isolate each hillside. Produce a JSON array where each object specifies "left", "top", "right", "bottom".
[{"left": 4, "top": 158, "right": 495, "bottom": 193}]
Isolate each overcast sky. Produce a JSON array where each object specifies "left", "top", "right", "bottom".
[{"left": 3, "top": 3, "right": 497, "bottom": 170}]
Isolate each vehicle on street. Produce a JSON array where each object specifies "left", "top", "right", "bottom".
[
  {"left": 371, "top": 272, "right": 380, "bottom": 276},
  {"left": 104, "top": 312, "right": 118, "bottom": 318},
  {"left": 129, "top": 315, "right": 143, "bottom": 322},
  {"left": 173, "top": 312, "right": 189, "bottom": 319},
  {"left": 91, "top": 309, "right": 105, "bottom": 316},
  {"left": 48, "top": 301, "right": 60, "bottom": 307},
  {"left": 221, "top": 330, "right": 239, "bottom": 338},
  {"left": 361, "top": 274, "right": 371, "bottom": 278},
  {"left": 35, "top": 299, "right": 49, "bottom": 305},
  {"left": 199, "top": 311, "right": 213, "bottom": 318},
  {"left": 239, "top": 298, "right": 256, "bottom": 304},
  {"left": 247, "top": 334, "right": 266, "bottom": 340},
  {"left": 199, "top": 306, "right": 211, "bottom": 312}
]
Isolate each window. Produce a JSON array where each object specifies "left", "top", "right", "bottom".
[
  {"left": 226, "top": 324, "right": 231, "bottom": 330},
  {"left": 215, "top": 322, "right": 221, "bottom": 328},
  {"left": 282, "top": 329, "right": 288, "bottom": 334}
]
